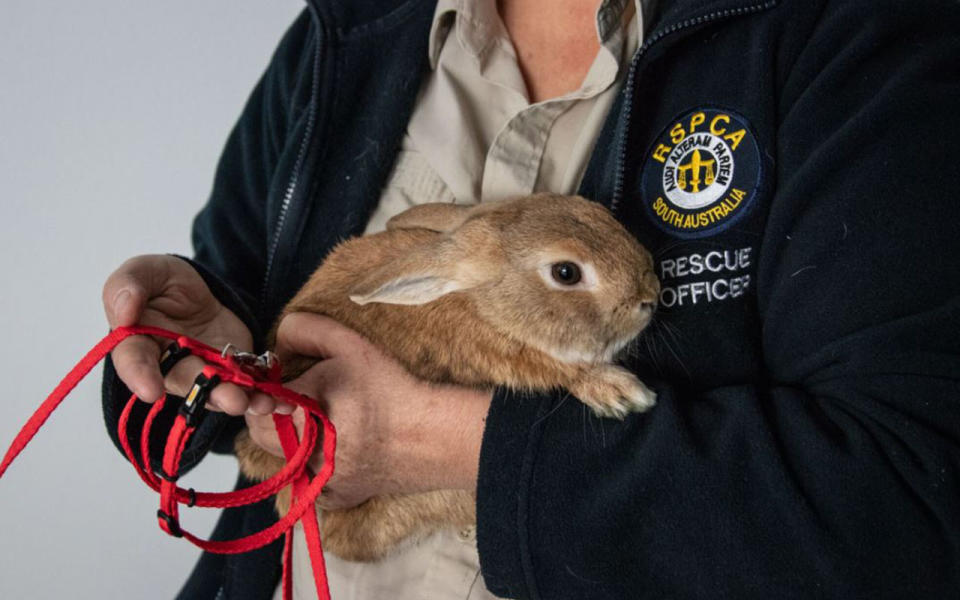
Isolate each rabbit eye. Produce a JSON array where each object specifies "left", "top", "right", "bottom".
[{"left": 551, "top": 262, "right": 582, "bottom": 285}]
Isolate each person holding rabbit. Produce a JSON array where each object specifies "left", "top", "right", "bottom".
[{"left": 101, "top": 0, "right": 960, "bottom": 599}]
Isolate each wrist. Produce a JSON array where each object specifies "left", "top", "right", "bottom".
[{"left": 390, "top": 384, "right": 492, "bottom": 494}]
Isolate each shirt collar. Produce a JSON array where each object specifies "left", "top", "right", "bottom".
[{"left": 428, "top": 0, "right": 647, "bottom": 70}]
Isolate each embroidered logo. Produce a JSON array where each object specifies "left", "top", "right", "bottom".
[{"left": 640, "top": 108, "right": 763, "bottom": 238}]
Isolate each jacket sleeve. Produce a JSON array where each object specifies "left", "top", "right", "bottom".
[
  {"left": 102, "top": 9, "right": 317, "bottom": 469},
  {"left": 475, "top": 4, "right": 960, "bottom": 599}
]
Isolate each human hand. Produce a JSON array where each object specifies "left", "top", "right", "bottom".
[
  {"left": 102, "top": 254, "right": 272, "bottom": 415},
  {"left": 244, "top": 313, "right": 491, "bottom": 510}
]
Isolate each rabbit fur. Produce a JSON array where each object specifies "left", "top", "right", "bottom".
[{"left": 235, "top": 193, "right": 660, "bottom": 561}]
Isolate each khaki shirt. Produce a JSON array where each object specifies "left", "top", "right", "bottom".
[
  {"left": 284, "top": 1, "right": 645, "bottom": 598},
  {"left": 364, "top": 0, "right": 644, "bottom": 234}
]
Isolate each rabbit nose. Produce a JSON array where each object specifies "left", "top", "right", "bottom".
[
  {"left": 633, "top": 295, "right": 657, "bottom": 315},
  {"left": 639, "top": 270, "right": 660, "bottom": 307},
  {"left": 635, "top": 300, "right": 657, "bottom": 319}
]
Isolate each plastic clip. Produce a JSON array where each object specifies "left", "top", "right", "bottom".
[
  {"left": 157, "top": 509, "right": 183, "bottom": 537},
  {"left": 159, "top": 342, "right": 191, "bottom": 377},
  {"left": 157, "top": 469, "right": 179, "bottom": 483},
  {"left": 180, "top": 372, "right": 220, "bottom": 427}
]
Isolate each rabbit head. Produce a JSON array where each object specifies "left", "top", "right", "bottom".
[{"left": 349, "top": 194, "right": 659, "bottom": 366}]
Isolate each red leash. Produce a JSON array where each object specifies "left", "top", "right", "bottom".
[{"left": 0, "top": 325, "right": 336, "bottom": 600}]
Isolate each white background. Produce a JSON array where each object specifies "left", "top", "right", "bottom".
[{"left": 0, "top": 1, "right": 302, "bottom": 597}]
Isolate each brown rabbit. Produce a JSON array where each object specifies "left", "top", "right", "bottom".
[{"left": 235, "top": 193, "right": 660, "bottom": 561}]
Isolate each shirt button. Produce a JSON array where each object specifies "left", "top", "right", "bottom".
[{"left": 457, "top": 526, "right": 476, "bottom": 542}]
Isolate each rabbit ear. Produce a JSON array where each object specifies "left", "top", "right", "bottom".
[
  {"left": 385, "top": 202, "right": 475, "bottom": 233},
  {"left": 349, "top": 239, "right": 494, "bottom": 306}
]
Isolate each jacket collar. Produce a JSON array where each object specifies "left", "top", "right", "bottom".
[
  {"left": 305, "top": 0, "right": 777, "bottom": 40},
  {"left": 646, "top": 0, "right": 778, "bottom": 38},
  {"left": 305, "top": 0, "right": 438, "bottom": 37}
]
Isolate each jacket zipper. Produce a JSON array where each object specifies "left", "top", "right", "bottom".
[
  {"left": 259, "top": 10, "right": 326, "bottom": 315},
  {"left": 259, "top": 2, "right": 778, "bottom": 312},
  {"left": 610, "top": 0, "right": 778, "bottom": 214}
]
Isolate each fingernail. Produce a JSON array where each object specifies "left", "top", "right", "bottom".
[{"left": 133, "top": 383, "right": 159, "bottom": 403}]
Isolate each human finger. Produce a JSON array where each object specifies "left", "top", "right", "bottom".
[
  {"left": 247, "top": 391, "right": 276, "bottom": 416},
  {"left": 244, "top": 411, "right": 284, "bottom": 458},
  {"left": 274, "top": 313, "right": 366, "bottom": 362},
  {"left": 245, "top": 389, "right": 297, "bottom": 416},
  {"left": 162, "top": 355, "right": 251, "bottom": 415},
  {"left": 274, "top": 401, "right": 296, "bottom": 415},
  {"left": 102, "top": 255, "right": 169, "bottom": 329},
  {"left": 111, "top": 335, "right": 164, "bottom": 403},
  {"left": 208, "top": 382, "right": 251, "bottom": 416},
  {"left": 315, "top": 488, "right": 349, "bottom": 511}
]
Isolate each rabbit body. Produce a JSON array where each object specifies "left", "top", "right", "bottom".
[{"left": 236, "top": 194, "right": 659, "bottom": 561}]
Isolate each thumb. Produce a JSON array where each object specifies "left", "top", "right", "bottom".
[
  {"left": 102, "top": 255, "right": 169, "bottom": 328},
  {"left": 110, "top": 287, "right": 146, "bottom": 329},
  {"left": 274, "top": 313, "right": 366, "bottom": 362}
]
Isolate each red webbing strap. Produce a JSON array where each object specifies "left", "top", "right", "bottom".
[
  {"left": 0, "top": 326, "right": 133, "bottom": 478},
  {"left": 122, "top": 393, "right": 322, "bottom": 511},
  {"left": 0, "top": 326, "right": 336, "bottom": 600},
  {"left": 282, "top": 523, "right": 295, "bottom": 600},
  {"left": 277, "top": 412, "right": 330, "bottom": 600}
]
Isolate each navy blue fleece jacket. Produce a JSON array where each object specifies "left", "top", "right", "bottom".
[{"left": 102, "top": 0, "right": 960, "bottom": 597}]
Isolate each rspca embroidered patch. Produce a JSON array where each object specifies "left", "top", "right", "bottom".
[{"left": 640, "top": 108, "right": 763, "bottom": 238}]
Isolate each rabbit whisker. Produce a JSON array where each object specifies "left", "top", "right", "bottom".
[
  {"left": 533, "top": 390, "right": 573, "bottom": 428},
  {"left": 654, "top": 323, "right": 691, "bottom": 380}
]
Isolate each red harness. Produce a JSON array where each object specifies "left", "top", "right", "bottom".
[{"left": 0, "top": 325, "right": 336, "bottom": 600}]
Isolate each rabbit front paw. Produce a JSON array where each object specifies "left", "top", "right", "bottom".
[{"left": 570, "top": 365, "right": 656, "bottom": 419}]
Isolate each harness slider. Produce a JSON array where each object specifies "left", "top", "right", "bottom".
[
  {"left": 157, "top": 469, "right": 179, "bottom": 483},
  {"left": 158, "top": 342, "right": 191, "bottom": 376},
  {"left": 157, "top": 509, "right": 183, "bottom": 538},
  {"left": 180, "top": 372, "right": 220, "bottom": 427}
]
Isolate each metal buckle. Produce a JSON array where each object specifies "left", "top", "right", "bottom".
[{"left": 221, "top": 344, "right": 279, "bottom": 377}]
